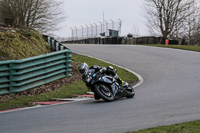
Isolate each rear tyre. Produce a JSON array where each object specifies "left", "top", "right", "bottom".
[
  {"left": 126, "top": 85, "right": 135, "bottom": 98},
  {"left": 94, "top": 84, "right": 114, "bottom": 102}
]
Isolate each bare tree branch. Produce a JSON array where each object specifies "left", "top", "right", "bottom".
[
  {"left": 144, "top": 0, "right": 199, "bottom": 39},
  {"left": 0, "top": 0, "right": 67, "bottom": 33}
]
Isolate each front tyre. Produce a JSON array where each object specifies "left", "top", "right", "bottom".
[
  {"left": 94, "top": 94, "right": 101, "bottom": 100},
  {"left": 126, "top": 85, "right": 135, "bottom": 98},
  {"left": 94, "top": 84, "right": 114, "bottom": 102}
]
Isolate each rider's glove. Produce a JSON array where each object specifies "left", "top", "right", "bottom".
[{"left": 100, "top": 67, "right": 106, "bottom": 73}]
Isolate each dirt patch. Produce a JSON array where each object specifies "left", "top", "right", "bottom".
[{"left": 0, "top": 23, "right": 27, "bottom": 33}]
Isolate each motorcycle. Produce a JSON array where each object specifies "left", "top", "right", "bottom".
[{"left": 83, "top": 69, "right": 135, "bottom": 102}]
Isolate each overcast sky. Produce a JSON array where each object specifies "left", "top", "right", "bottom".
[{"left": 53, "top": 0, "right": 148, "bottom": 38}]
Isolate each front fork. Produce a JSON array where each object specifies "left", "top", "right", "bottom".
[{"left": 111, "top": 83, "right": 119, "bottom": 97}]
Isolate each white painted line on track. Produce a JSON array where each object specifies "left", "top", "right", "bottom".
[
  {"left": 0, "top": 52, "right": 144, "bottom": 114},
  {"left": 73, "top": 52, "right": 144, "bottom": 89},
  {"left": 52, "top": 98, "right": 93, "bottom": 101}
]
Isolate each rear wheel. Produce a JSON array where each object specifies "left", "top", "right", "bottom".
[
  {"left": 126, "top": 85, "right": 135, "bottom": 98},
  {"left": 94, "top": 84, "right": 114, "bottom": 102}
]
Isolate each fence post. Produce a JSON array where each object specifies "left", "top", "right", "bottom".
[
  {"left": 47, "top": 37, "right": 51, "bottom": 44},
  {"left": 66, "top": 49, "right": 72, "bottom": 77},
  {"left": 60, "top": 45, "right": 64, "bottom": 50},
  {"left": 56, "top": 42, "right": 59, "bottom": 51},
  {"left": 51, "top": 39, "right": 55, "bottom": 51},
  {"left": 9, "top": 61, "right": 17, "bottom": 93}
]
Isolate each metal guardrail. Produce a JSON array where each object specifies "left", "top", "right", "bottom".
[
  {"left": 0, "top": 37, "right": 72, "bottom": 95},
  {"left": 43, "top": 35, "right": 66, "bottom": 51}
]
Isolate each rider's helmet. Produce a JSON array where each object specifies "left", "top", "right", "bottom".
[{"left": 78, "top": 63, "right": 89, "bottom": 75}]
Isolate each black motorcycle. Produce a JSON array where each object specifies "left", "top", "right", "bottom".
[{"left": 83, "top": 69, "right": 135, "bottom": 102}]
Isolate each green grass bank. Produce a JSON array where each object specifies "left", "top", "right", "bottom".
[
  {"left": 142, "top": 44, "right": 200, "bottom": 52},
  {"left": 0, "top": 53, "right": 138, "bottom": 111},
  {"left": 0, "top": 29, "right": 51, "bottom": 61},
  {"left": 127, "top": 120, "right": 200, "bottom": 133}
]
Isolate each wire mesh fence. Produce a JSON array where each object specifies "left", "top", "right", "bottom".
[{"left": 70, "top": 20, "right": 122, "bottom": 40}]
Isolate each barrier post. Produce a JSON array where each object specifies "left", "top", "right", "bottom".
[
  {"left": 66, "top": 50, "right": 72, "bottom": 77},
  {"left": 165, "top": 39, "right": 169, "bottom": 45}
]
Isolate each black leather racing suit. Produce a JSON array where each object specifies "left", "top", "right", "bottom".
[{"left": 85, "top": 65, "right": 123, "bottom": 84}]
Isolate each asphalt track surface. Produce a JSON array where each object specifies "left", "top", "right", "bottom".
[{"left": 1, "top": 45, "right": 200, "bottom": 133}]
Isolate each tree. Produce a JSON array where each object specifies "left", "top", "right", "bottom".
[
  {"left": 144, "top": 0, "right": 198, "bottom": 39},
  {"left": 0, "top": 0, "right": 66, "bottom": 33},
  {"left": 188, "top": 18, "right": 200, "bottom": 45}
]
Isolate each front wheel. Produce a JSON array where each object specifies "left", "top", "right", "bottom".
[
  {"left": 94, "top": 84, "right": 114, "bottom": 102},
  {"left": 125, "top": 85, "right": 135, "bottom": 98}
]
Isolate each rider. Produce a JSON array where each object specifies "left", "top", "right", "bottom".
[{"left": 78, "top": 62, "right": 124, "bottom": 85}]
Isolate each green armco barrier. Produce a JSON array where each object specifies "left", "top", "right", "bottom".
[{"left": 0, "top": 49, "right": 72, "bottom": 95}]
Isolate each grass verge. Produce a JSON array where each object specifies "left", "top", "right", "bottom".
[
  {"left": 127, "top": 120, "right": 200, "bottom": 133},
  {"left": 0, "top": 53, "right": 138, "bottom": 111},
  {"left": 0, "top": 81, "right": 87, "bottom": 111},
  {"left": 142, "top": 44, "right": 200, "bottom": 52}
]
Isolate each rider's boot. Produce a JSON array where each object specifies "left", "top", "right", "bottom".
[
  {"left": 114, "top": 74, "right": 129, "bottom": 90},
  {"left": 114, "top": 74, "right": 124, "bottom": 85}
]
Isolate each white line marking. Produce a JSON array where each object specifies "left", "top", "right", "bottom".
[{"left": 0, "top": 52, "right": 144, "bottom": 114}]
